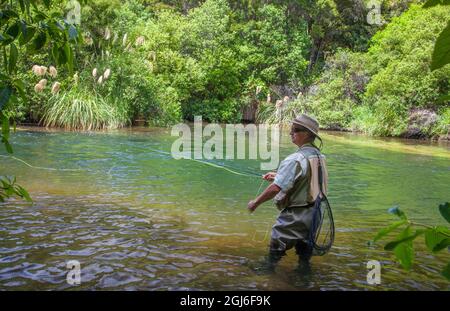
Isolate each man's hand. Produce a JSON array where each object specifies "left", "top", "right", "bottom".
[
  {"left": 247, "top": 200, "right": 258, "bottom": 213},
  {"left": 262, "top": 172, "right": 276, "bottom": 181}
]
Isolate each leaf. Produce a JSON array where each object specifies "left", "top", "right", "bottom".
[
  {"left": 433, "top": 238, "right": 450, "bottom": 252},
  {"left": 57, "top": 45, "right": 67, "bottom": 64},
  {"left": 393, "top": 226, "right": 414, "bottom": 270},
  {"left": 388, "top": 205, "right": 407, "bottom": 220},
  {"left": 0, "top": 86, "right": 13, "bottom": 111},
  {"left": 1, "top": 113, "right": 10, "bottom": 139},
  {"left": 373, "top": 220, "right": 407, "bottom": 242},
  {"left": 442, "top": 262, "right": 450, "bottom": 281},
  {"left": 3, "top": 21, "right": 20, "bottom": 44},
  {"left": 19, "top": 25, "right": 35, "bottom": 46},
  {"left": 438, "top": 202, "right": 450, "bottom": 223},
  {"left": 3, "top": 138, "right": 13, "bottom": 154},
  {"left": 29, "top": 31, "right": 47, "bottom": 52},
  {"left": 13, "top": 80, "right": 26, "bottom": 101},
  {"left": 431, "top": 21, "right": 450, "bottom": 71},
  {"left": 8, "top": 43, "right": 18, "bottom": 74},
  {"left": 64, "top": 43, "right": 74, "bottom": 73},
  {"left": 51, "top": 44, "right": 59, "bottom": 65},
  {"left": 16, "top": 185, "right": 32, "bottom": 202},
  {"left": 384, "top": 229, "right": 425, "bottom": 251},
  {"left": 425, "top": 228, "right": 445, "bottom": 251},
  {"left": 423, "top": 0, "right": 450, "bottom": 8}
]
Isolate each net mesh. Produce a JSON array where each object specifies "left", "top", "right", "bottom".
[
  {"left": 308, "top": 149, "right": 335, "bottom": 256},
  {"left": 309, "top": 195, "right": 335, "bottom": 256}
]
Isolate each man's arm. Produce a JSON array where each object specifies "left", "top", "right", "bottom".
[
  {"left": 247, "top": 155, "right": 301, "bottom": 213},
  {"left": 247, "top": 183, "right": 281, "bottom": 213}
]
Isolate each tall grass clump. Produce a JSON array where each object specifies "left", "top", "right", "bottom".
[{"left": 41, "top": 87, "right": 129, "bottom": 130}]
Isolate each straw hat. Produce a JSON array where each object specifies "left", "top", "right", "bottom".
[{"left": 291, "top": 113, "right": 321, "bottom": 140}]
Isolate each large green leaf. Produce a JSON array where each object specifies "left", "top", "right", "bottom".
[
  {"left": 438, "top": 202, "right": 450, "bottom": 223},
  {"left": 384, "top": 229, "right": 425, "bottom": 251},
  {"left": 393, "top": 226, "right": 414, "bottom": 270},
  {"left": 13, "top": 79, "right": 26, "bottom": 100},
  {"left": 425, "top": 226, "right": 450, "bottom": 252},
  {"left": 433, "top": 238, "right": 450, "bottom": 252},
  {"left": 8, "top": 43, "right": 18, "bottom": 74},
  {"left": 431, "top": 21, "right": 450, "bottom": 71},
  {"left": 15, "top": 185, "right": 32, "bottom": 202},
  {"left": 28, "top": 31, "right": 47, "bottom": 52},
  {"left": 64, "top": 42, "right": 74, "bottom": 73},
  {"left": 1, "top": 112, "right": 12, "bottom": 154},
  {"left": 1, "top": 113, "right": 10, "bottom": 139},
  {"left": 19, "top": 24, "right": 36, "bottom": 46},
  {"left": 373, "top": 220, "right": 407, "bottom": 242},
  {"left": 0, "top": 86, "right": 12, "bottom": 111},
  {"left": 3, "top": 21, "right": 20, "bottom": 45}
]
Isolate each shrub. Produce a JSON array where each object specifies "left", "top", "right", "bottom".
[{"left": 41, "top": 85, "right": 128, "bottom": 130}]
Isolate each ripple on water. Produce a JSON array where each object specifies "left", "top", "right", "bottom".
[{"left": 1, "top": 129, "right": 449, "bottom": 290}]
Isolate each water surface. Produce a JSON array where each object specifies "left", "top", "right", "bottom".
[{"left": 0, "top": 126, "right": 449, "bottom": 290}]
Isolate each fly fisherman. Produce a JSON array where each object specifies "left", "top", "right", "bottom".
[{"left": 247, "top": 114, "right": 328, "bottom": 272}]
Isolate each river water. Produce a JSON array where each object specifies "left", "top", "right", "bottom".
[{"left": 0, "top": 126, "right": 449, "bottom": 290}]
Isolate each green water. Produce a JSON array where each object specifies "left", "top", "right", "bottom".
[{"left": 0, "top": 126, "right": 449, "bottom": 290}]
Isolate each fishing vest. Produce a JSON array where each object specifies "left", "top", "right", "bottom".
[{"left": 274, "top": 144, "right": 328, "bottom": 210}]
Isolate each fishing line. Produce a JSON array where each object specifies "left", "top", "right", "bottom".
[
  {"left": 143, "top": 145, "right": 262, "bottom": 178},
  {"left": 0, "top": 155, "right": 83, "bottom": 172},
  {"left": 1, "top": 145, "right": 264, "bottom": 178},
  {"left": 255, "top": 178, "right": 266, "bottom": 197}
]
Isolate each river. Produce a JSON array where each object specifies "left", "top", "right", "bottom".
[{"left": 0, "top": 126, "right": 449, "bottom": 290}]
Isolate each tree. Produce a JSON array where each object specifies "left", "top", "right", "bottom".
[{"left": 1, "top": 0, "right": 81, "bottom": 201}]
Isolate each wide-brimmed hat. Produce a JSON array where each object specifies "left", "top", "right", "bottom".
[{"left": 291, "top": 113, "right": 321, "bottom": 140}]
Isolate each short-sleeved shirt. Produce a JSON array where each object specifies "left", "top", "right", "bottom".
[{"left": 273, "top": 144, "right": 311, "bottom": 192}]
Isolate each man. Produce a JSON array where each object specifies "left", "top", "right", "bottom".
[{"left": 247, "top": 113, "right": 328, "bottom": 272}]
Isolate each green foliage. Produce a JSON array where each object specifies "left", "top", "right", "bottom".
[
  {"left": 0, "top": 175, "right": 32, "bottom": 203},
  {"left": 0, "top": 0, "right": 81, "bottom": 203},
  {"left": 361, "top": 4, "right": 450, "bottom": 136},
  {"left": 423, "top": 0, "right": 450, "bottom": 71},
  {"left": 5, "top": 0, "right": 448, "bottom": 137},
  {"left": 1, "top": 0, "right": 78, "bottom": 148},
  {"left": 373, "top": 203, "right": 450, "bottom": 280},
  {"left": 262, "top": 4, "right": 450, "bottom": 138},
  {"left": 430, "top": 21, "right": 450, "bottom": 71},
  {"left": 40, "top": 85, "right": 128, "bottom": 130}
]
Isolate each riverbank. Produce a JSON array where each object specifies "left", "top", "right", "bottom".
[{"left": 16, "top": 120, "right": 450, "bottom": 143}]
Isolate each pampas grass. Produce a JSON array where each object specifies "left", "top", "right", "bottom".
[{"left": 41, "top": 87, "right": 128, "bottom": 130}]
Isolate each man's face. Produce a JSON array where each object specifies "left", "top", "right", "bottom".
[{"left": 289, "top": 126, "right": 306, "bottom": 145}]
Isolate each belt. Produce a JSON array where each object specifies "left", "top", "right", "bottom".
[{"left": 288, "top": 202, "right": 315, "bottom": 209}]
